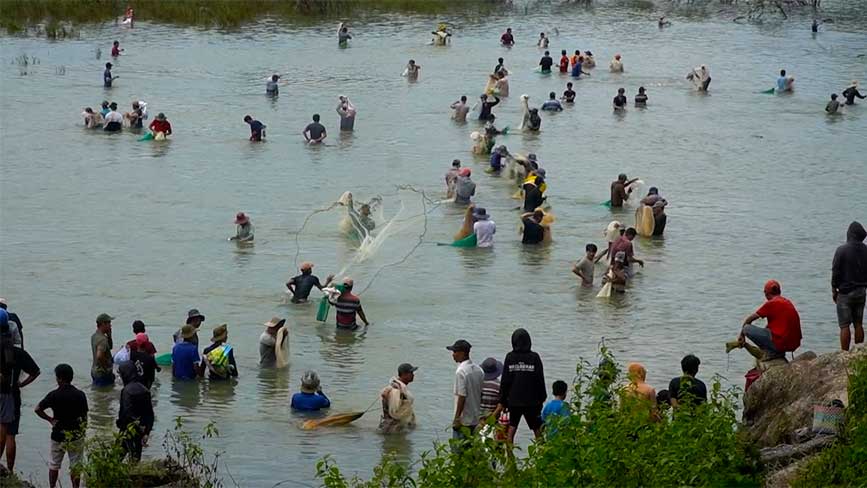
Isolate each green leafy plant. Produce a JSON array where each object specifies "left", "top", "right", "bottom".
[
  {"left": 163, "top": 418, "right": 224, "bottom": 488},
  {"left": 318, "top": 347, "right": 762, "bottom": 487},
  {"left": 792, "top": 353, "right": 867, "bottom": 487}
]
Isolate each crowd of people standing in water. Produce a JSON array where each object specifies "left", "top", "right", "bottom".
[{"left": 2, "top": 17, "right": 864, "bottom": 487}]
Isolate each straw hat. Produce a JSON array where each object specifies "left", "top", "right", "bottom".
[
  {"left": 211, "top": 324, "right": 228, "bottom": 343},
  {"left": 264, "top": 317, "right": 286, "bottom": 329}
]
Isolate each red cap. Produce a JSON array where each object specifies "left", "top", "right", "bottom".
[
  {"left": 135, "top": 332, "right": 149, "bottom": 346},
  {"left": 459, "top": 167, "right": 471, "bottom": 177},
  {"left": 764, "top": 280, "right": 781, "bottom": 296}
]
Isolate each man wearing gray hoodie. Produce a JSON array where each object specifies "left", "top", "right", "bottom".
[{"left": 832, "top": 221, "right": 867, "bottom": 351}]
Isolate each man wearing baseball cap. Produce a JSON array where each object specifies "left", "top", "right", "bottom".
[
  {"left": 286, "top": 262, "right": 334, "bottom": 303},
  {"left": 730, "top": 280, "right": 802, "bottom": 360},
  {"left": 447, "top": 340, "right": 484, "bottom": 442},
  {"left": 379, "top": 363, "right": 417, "bottom": 434},
  {"left": 91, "top": 313, "right": 115, "bottom": 386},
  {"left": 0, "top": 299, "right": 23, "bottom": 349}
]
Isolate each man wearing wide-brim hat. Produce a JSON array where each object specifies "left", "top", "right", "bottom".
[
  {"left": 202, "top": 324, "right": 237, "bottom": 381},
  {"left": 171, "top": 324, "right": 203, "bottom": 380},
  {"left": 259, "top": 317, "right": 288, "bottom": 367},
  {"left": 173, "top": 309, "right": 205, "bottom": 346}
]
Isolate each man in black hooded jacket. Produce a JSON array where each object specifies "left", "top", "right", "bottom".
[
  {"left": 117, "top": 362, "right": 154, "bottom": 461},
  {"left": 493, "top": 328, "right": 546, "bottom": 443},
  {"left": 832, "top": 221, "right": 867, "bottom": 351}
]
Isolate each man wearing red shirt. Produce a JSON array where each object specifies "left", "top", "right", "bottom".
[
  {"left": 148, "top": 113, "right": 172, "bottom": 138},
  {"left": 328, "top": 278, "right": 369, "bottom": 331},
  {"left": 609, "top": 228, "right": 644, "bottom": 277},
  {"left": 736, "top": 280, "right": 802, "bottom": 360},
  {"left": 500, "top": 28, "right": 515, "bottom": 47}
]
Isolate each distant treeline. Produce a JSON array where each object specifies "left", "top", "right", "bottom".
[{"left": 0, "top": 0, "right": 510, "bottom": 32}]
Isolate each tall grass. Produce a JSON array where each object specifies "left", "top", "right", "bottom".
[{"left": 0, "top": 0, "right": 510, "bottom": 31}]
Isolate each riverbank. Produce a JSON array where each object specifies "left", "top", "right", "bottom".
[{"left": 0, "top": 0, "right": 508, "bottom": 33}]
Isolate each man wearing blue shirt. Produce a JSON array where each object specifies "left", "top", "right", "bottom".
[
  {"left": 172, "top": 325, "right": 203, "bottom": 380},
  {"left": 291, "top": 371, "right": 330, "bottom": 411}
]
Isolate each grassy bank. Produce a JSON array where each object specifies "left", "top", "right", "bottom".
[{"left": 0, "top": 0, "right": 509, "bottom": 33}]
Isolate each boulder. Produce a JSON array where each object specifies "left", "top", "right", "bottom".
[{"left": 743, "top": 348, "right": 864, "bottom": 447}]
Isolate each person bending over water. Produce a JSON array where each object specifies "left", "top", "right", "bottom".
[
  {"left": 229, "top": 212, "right": 253, "bottom": 242},
  {"left": 303, "top": 114, "right": 327, "bottom": 144},
  {"left": 450, "top": 96, "right": 470, "bottom": 122},
  {"left": 244, "top": 115, "right": 265, "bottom": 141},
  {"left": 287, "top": 262, "right": 334, "bottom": 303}
]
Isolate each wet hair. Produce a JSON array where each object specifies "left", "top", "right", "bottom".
[
  {"left": 132, "top": 320, "right": 146, "bottom": 334},
  {"left": 84, "top": 107, "right": 93, "bottom": 113},
  {"left": 102, "top": 101, "right": 109, "bottom": 108},
  {"left": 638, "top": 86, "right": 646, "bottom": 94},
  {"left": 460, "top": 95, "right": 467, "bottom": 102},
  {"left": 681, "top": 354, "right": 700, "bottom": 376},
  {"left": 55, "top": 363, "right": 74, "bottom": 383},
  {"left": 498, "top": 57, "right": 504, "bottom": 63},
  {"left": 113, "top": 40, "right": 119, "bottom": 45},
  {"left": 105, "top": 62, "right": 112, "bottom": 68},
  {"left": 618, "top": 173, "right": 627, "bottom": 181},
  {"left": 312, "top": 114, "right": 320, "bottom": 122},
  {"left": 109, "top": 102, "right": 117, "bottom": 110},
  {"left": 544, "top": 50, "right": 550, "bottom": 56},
  {"left": 780, "top": 69, "right": 786, "bottom": 76},
  {"left": 540, "top": 32, "right": 545, "bottom": 36},
  {"left": 831, "top": 93, "right": 838, "bottom": 100},
  {"left": 561, "top": 50, "right": 567, "bottom": 55},
  {"left": 574, "top": 50, "right": 579, "bottom": 55},
  {"left": 271, "top": 74, "right": 279, "bottom": 81},
  {"left": 244, "top": 115, "right": 252, "bottom": 122},
  {"left": 625, "top": 227, "right": 637, "bottom": 237},
  {"left": 452, "top": 159, "right": 461, "bottom": 167},
  {"left": 618, "top": 88, "right": 625, "bottom": 94},
  {"left": 586, "top": 243, "right": 598, "bottom": 253},
  {"left": 552, "top": 380, "right": 568, "bottom": 396},
  {"left": 344, "top": 280, "right": 353, "bottom": 290},
  {"left": 533, "top": 209, "right": 545, "bottom": 220},
  {"left": 549, "top": 91, "right": 556, "bottom": 99},
  {"left": 566, "top": 82, "right": 573, "bottom": 88},
  {"left": 409, "top": 59, "right": 415, "bottom": 64},
  {"left": 657, "top": 389, "right": 671, "bottom": 405}
]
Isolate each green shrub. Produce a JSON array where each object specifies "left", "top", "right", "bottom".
[
  {"left": 318, "top": 348, "right": 762, "bottom": 487},
  {"left": 792, "top": 353, "right": 867, "bottom": 487}
]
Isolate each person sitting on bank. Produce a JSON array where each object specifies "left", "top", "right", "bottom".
[
  {"left": 379, "top": 363, "right": 417, "bottom": 434},
  {"left": 230, "top": 212, "right": 254, "bottom": 242},
  {"left": 287, "top": 262, "right": 334, "bottom": 303},
  {"left": 291, "top": 371, "right": 331, "bottom": 411},
  {"left": 727, "top": 280, "right": 802, "bottom": 361},
  {"left": 203, "top": 324, "right": 237, "bottom": 381},
  {"left": 328, "top": 279, "right": 369, "bottom": 330}
]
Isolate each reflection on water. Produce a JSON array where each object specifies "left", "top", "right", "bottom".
[{"left": 170, "top": 379, "right": 203, "bottom": 412}]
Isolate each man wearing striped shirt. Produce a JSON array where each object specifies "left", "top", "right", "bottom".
[
  {"left": 479, "top": 357, "right": 503, "bottom": 420},
  {"left": 329, "top": 279, "right": 369, "bottom": 330}
]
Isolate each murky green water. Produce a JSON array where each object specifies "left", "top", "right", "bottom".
[{"left": 2, "top": 5, "right": 866, "bottom": 485}]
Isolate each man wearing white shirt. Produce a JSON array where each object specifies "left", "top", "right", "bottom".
[
  {"left": 447, "top": 339, "right": 484, "bottom": 444},
  {"left": 103, "top": 102, "right": 123, "bottom": 132},
  {"left": 472, "top": 207, "right": 496, "bottom": 248}
]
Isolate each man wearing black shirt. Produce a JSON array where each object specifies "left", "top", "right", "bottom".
[
  {"left": 539, "top": 51, "right": 554, "bottom": 73},
  {"left": 35, "top": 364, "right": 87, "bottom": 488},
  {"left": 287, "top": 262, "right": 335, "bottom": 303},
  {"left": 303, "top": 114, "right": 327, "bottom": 144},
  {"left": 0, "top": 315, "right": 40, "bottom": 472},
  {"left": 668, "top": 354, "right": 707, "bottom": 409},
  {"left": 521, "top": 210, "right": 546, "bottom": 245}
]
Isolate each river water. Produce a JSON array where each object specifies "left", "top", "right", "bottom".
[{"left": 1, "top": 5, "right": 866, "bottom": 486}]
